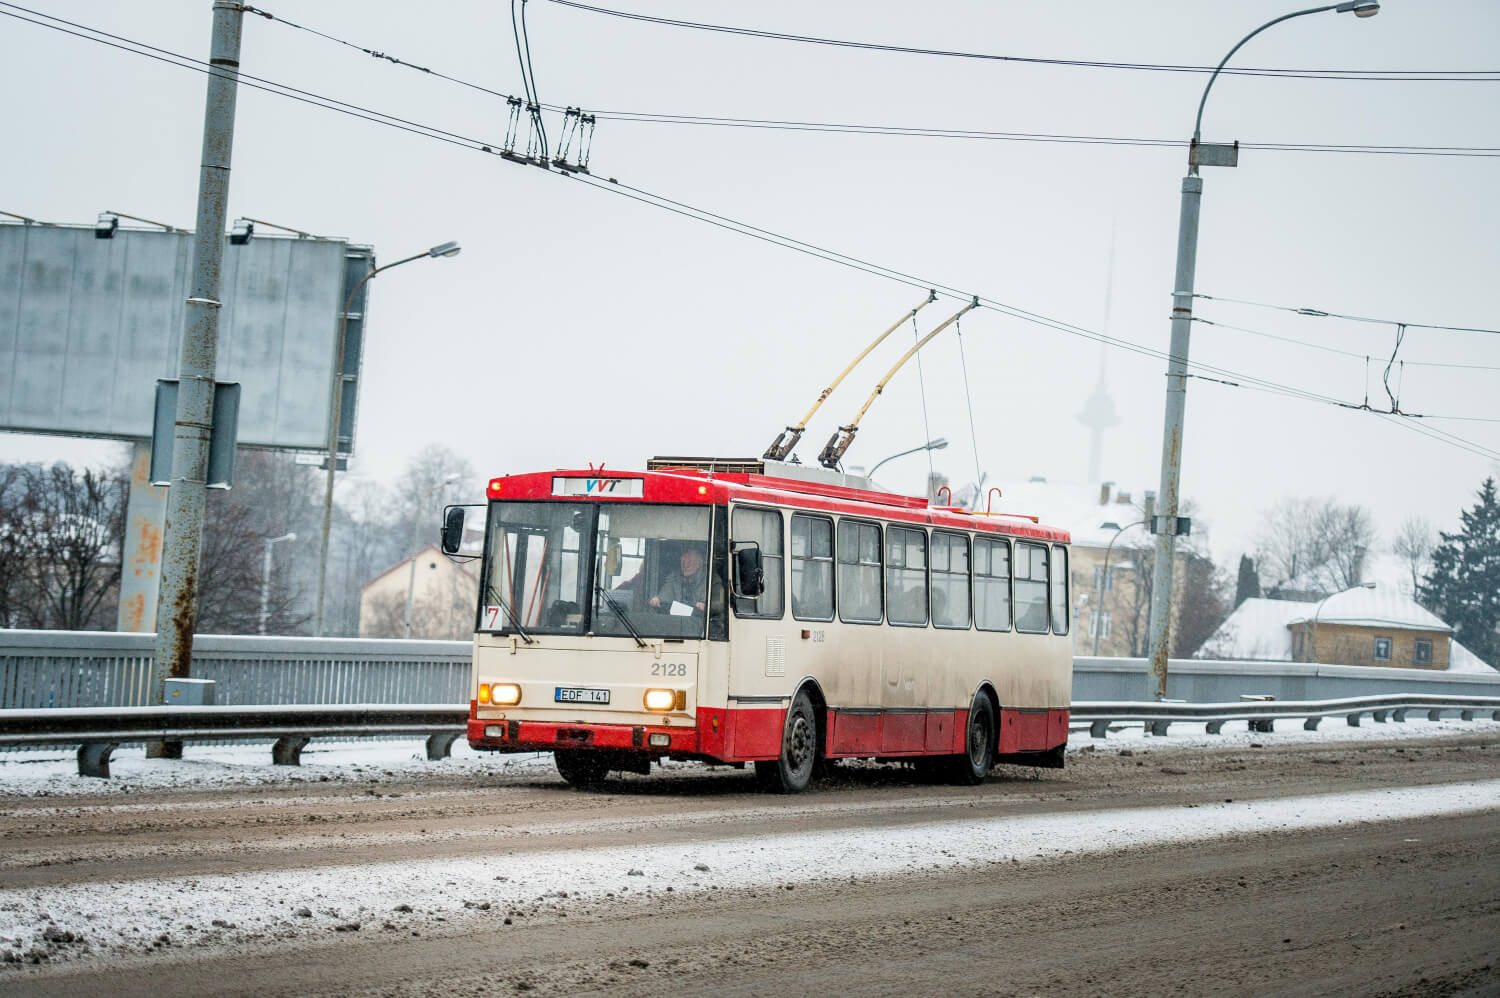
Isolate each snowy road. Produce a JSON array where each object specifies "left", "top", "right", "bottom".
[{"left": 1, "top": 721, "right": 1497, "bottom": 996}]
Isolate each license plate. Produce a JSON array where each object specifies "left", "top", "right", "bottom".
[{"left": 555, "top": 687, "right": 610, "bottom": 704}]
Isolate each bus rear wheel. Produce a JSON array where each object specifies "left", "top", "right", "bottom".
[
  {"left": 949, "top": 695, "right": 996, "bottom": 785},
  {"left": 554, "top": 748, "right": 608, "bottom": 788},
  {"left": 755, "top": 690, "right": 819, "bottom": 793}
]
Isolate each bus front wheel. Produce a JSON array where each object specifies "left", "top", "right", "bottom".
[
  {"left": 756, "top": 690, "right": 818, "bottom": 793},
  {"left": 554, "top": 748, "right": 608, "bottom": 788}
]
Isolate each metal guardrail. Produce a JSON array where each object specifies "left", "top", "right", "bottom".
[
  {"left": 0, "top": 704, "right": 468, "bottom": 777},
  {"left": 1073, "top": 694, "right": 1500, "bottom": 738},
  {"left": 5, "top": 631, "right": 1497, "bottom": 712},
  {"left": 0, "top": 630, "right": 471, "bottom": 709},
  {"left": 4, "top": 693, "right": 1498, "bottom": 779}
]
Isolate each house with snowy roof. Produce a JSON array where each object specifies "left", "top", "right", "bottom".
[{"left": 1196, "top": 583, "right": 1496, "bottom": 673}]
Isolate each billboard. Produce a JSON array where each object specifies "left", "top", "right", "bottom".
[{"left": 0, "top": 222, "right": 374, "bottom": 453}]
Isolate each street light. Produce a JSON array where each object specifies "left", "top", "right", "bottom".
[
  {"left": 1144, "top": 2, "right": 1378, "bottom": 700},
  {"left": 258, "top": 532, "right": 297, "bottom": 635},
  {"left": 867, "top": 438, "right": 949, "bottom": 479},
  {"left": 1092, "top": 519, "right": 1147, "bottom": 657},
  {"left": 314, "top": 240, "right": 461, "bottom": 635},
  {"left": 403, "top": 473, "right": 462, "bottom": 639}
]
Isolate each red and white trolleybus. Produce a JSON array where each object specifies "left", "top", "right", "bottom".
[{"left": 441, "top": 457, "right": 1071, "bottom": 793}]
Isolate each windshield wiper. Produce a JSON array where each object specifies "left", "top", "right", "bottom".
[
  {"left": 486, "top": 585, "right": 534, "bottom": 644},
  {"left": 595, "top": 583, "right": 647, "bottom": 648}
]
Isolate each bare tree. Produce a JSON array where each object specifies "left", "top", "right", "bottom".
[
  {"left": 330, "top": 478, "right": 401, "bottom": 637},
  {"left": 0, "top": 465, "right": 27, "bottom": 628},
  {"left": 1256, "top": 496, "right": 1375, "bottom": 598},
  {"left": 1391, "top": 515, "right": 1434, "bottom": 597},
  {"left": 0, "top": 462, "right": 127, "bottom": 630},
  {"left": 391, "top": 446, "right": 477, "bottom": 555},
  {"left": 1115, "top": 539, "right": 1155, "bottom": 657},
  {"left": 195, "top": 450, "right": 316, "bottom": 635},
  {"left": 1317, "top": 502, "right": 1376, "bottom": 591}
]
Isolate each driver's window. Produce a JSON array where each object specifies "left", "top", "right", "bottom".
[{"left": 732, "top": 506, "right": 784, "bottom": 619}]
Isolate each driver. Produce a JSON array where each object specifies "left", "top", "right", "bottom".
[{"left": 649, "top": 547, "right": 707, "bottom": 614}]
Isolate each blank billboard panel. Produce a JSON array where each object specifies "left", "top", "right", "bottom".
[{"left": 0, "top": 222, "right": 373, "bottom": 452}]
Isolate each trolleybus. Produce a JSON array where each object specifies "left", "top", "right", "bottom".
[{"left": 441, "top": 457, "right": 1071, "bottom": 792}]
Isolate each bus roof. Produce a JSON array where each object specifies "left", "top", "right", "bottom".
[{"left": 485, "top": 462, "right": 1070, "bottom": 544}]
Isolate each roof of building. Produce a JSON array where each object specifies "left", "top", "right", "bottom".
[
  {"left": 1449, "top": 640, "right": 1497, "bottom": 674},
  {"left": 1195, "top": 592, "right": 1495, "bottom": 673},
  {"left": 1286, "top": 582, "right": 1451, "bottom": 633},
  {"left": 1194, "top": 597, "right": 1311, "bottom": 662}
]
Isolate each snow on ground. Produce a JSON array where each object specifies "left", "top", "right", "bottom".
[
  {"left": 0, "top": 714, "right": 1496, "bottom": 798},
  {"left": 1, "top": 777, "right": 1497, "bottom": 969}
]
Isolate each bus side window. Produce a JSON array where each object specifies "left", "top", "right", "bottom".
[
  {"left": 1015, "top": 541, "right": 1050, "bottom": 633},
  {"left": 1050, "top": 545, "right": 1070, "bottom": 636},
  {"left": 974, "top": 536, "right": 1012, "bottom": 632},
  {"left": 837, "top": 519, "right": 882, "bottom": 624},
  {"left": 932, "top": 530, "right": 971, "bottom": 629},
  {"left": 885, "top": 525, "right": 928, "bottom": 626},
  {"left": 791, "top": 514, "right": 835, "bottom": 621},
  {"left": 731, "top": 506, "right": 784, "bottom": 618}
]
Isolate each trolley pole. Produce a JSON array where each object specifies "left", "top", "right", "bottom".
[{"left": 150, "top": 1, "right": 245, "bottom": 733}]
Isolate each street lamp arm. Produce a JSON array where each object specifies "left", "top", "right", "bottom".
[
  {"left": 313, "top": 241, "right": 460, "bottom": 635},
  {"left": 1192, "top": 5, "right": 1339, "bottom": 147},
  {"left": 1092, "top": 519, "right": 1147, "bottom": 656},
  {"left": 868, "top": 438, "right": 947, "bottom": 478}
]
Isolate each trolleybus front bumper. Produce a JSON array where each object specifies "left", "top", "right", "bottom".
[{"left": 467, "top": 714, "right": 701, "bottom": 755}]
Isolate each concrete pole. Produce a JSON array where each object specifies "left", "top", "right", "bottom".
[
  {"left": 150, "top": 1, "right": 244, "bottom": 708},
  {"left": 1144, "top": 176, "right": 1201, "bottom": 700},
  {"left": 1141, "top": 2, "right": 1377, "bottom": 701},
  {"left": 116, "top": 442, "right": 168, "bottom": 632}
]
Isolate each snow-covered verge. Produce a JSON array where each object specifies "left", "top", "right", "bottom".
[
  {"left": 0, "top": 741, "right": 558, "bottom": 798},
  {"left": 0, "top": 714, "right": 1496, "bottom": 798},
  {"left": 1, "top": 777, "right": 1497, "bottom": 970}
]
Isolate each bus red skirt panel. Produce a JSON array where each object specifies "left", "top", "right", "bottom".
[{"left": 468, "top": 702, "right": 1068, "bottom": 762}]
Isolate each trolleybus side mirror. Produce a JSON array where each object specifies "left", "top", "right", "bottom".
[
  {"left": 440, "top": 505, "right": 466, "bottom": 555},
  {"left": 732, "top": 543, "right": 765, "bottom": 599}
]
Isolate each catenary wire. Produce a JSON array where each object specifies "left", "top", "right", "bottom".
[
  {"left": 6, "top": 5, "right": 1494, "bottom": 462},
  {"left": 566, "top": 176, "right": 1497, "bottom": 460},
  {"left": 1193, "top": 293, "right": 1500, "bottom": 335},
  {"left": 541, "top": 0, "right": 1500, "bottom": 83},
  {"left": 1192, "top": 317, "right": 1500, "bottom": 370},
  {"left": 227, "top": 3, "right": 1500, "bottom": 159}
]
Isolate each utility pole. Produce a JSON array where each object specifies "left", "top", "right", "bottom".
[
  {"left": 149, "top": 1, "right": 245, "bottom": 745},
  {"left": 1144, "top": 1, "right": 1378, "bottom": 702}
]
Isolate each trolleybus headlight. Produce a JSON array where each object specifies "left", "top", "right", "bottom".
[
  {"left": 486, "top": 683, "right": 522, "bottom": 706},
  {"left": 643, "top": 689, "right": 676, "bottom": 711}
]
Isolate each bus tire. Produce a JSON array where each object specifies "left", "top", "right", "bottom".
[
  {"left": 554, "top": 749, "right": 608, "bottom": 788},
  {"left": 950, "top": 694, "right": 996, "bottom": 785},
  {"left": 755, "top": 690, "right": 819, "bottom": 793}
]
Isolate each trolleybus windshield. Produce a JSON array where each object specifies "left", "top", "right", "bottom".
[{"left": 481, "top": 501, "right": 711, "bottom": 640}]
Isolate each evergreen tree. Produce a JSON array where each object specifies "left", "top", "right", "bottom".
[
  {"left": 1234, "top": 554, "right": 1261, "bottom": 607},
  {"left": 1420, "top": 477, "right": 1500, "bottom": 667}
]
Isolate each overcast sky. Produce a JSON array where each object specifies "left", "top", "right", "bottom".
[{"left": 2, "top": 0, "right": 1496, "bottom": 567}]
